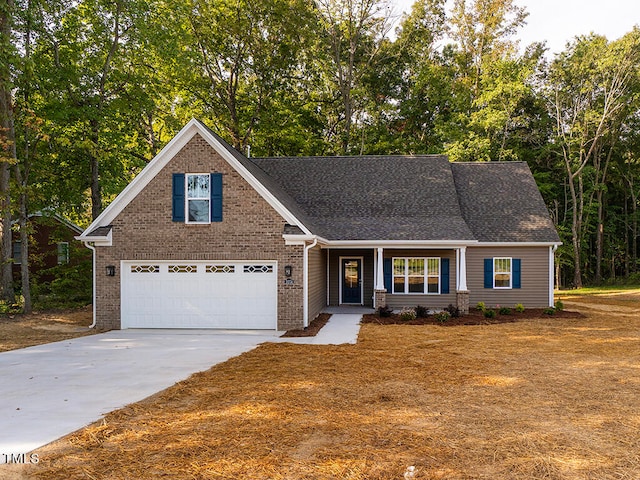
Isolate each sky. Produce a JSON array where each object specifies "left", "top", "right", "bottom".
[{"left": 391, "top": 0, "right": 640, "bottom": 55}]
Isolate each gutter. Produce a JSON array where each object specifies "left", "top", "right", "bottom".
[
  {"left": 84, "top": 242, "right": 97, "bottom": 329},
  {"left": 302, "top": 237, "right": 318, "bottom": 328}
]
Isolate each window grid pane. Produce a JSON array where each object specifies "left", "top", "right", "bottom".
[
  {"left": 187, "top": 174, "right": 210, "bottom": 199},
  {"left": 494, "top": 258, "right": 511, "bottom": 288}
]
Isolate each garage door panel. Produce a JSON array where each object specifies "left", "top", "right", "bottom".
[{"left": 121, "top": 261, "right": 277, "bottom": 329}]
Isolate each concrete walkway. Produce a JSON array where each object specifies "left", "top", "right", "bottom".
[{"left": 0, "top": 314, "right": 362, "bottom": 460}]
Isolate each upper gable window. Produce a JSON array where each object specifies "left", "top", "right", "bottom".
[
  {"left": 187, "top": 174, "right": 210, "bottom": 223},
  {"left": 172, "top": 173, "right": 223, "bottom": 224}
]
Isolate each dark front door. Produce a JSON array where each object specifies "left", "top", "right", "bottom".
[{"left": 341, "top": 258, "right": 362, "bottom": 304}]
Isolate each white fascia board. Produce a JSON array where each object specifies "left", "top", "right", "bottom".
[
  {"left": 320, "top": 239, "right": 479, "bottom": 249},
  {"left": 80, "top": 118, "right": 311, "bottom": 237},
  {"left": 283, "top": 234, "right": 329, "bottom": 246},
  {"left": 473, "top": 241, "right": 563, "bottom": 247},
  {"left": 195, "top": 125, "right": 312, "bottom": 235}
]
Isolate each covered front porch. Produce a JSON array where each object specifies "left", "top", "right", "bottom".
[{"left": 323, "top": 245, "right": 471, "bottom": 314}]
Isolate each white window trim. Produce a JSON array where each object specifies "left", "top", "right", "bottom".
[
  {"left": 493, "top": 257, "right": 512, "bottom": 289},
  {"left": 185, "top": 173, "right": 211, "bottom": 224},
  {"left": 392, "top": 257, "right": 440, "bottom": 295}
]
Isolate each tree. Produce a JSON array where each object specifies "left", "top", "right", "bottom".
[
  {"left": 314, "top": 0, "right": 393, "bottom": 154},
  {"left": 0, "top": 0, "right": 16, "bottom": 303},
  {"left": 545, "top": 32, "right": 640, "bottom": 287}
]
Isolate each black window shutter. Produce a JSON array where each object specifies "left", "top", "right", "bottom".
[
  {"left": 513, "top": 259, "right": 521, "bottom": 288},
  {"left": 484, "top": 259, "right": 493, "bottom": 289},
  {"left": 441, "top": 258, "right": 450, "bottom": 294},
  {"left": 383, "top": 258, "right": 392, "bottom": 292},
  {"left": 172, "top": 173, "right": 185, "bottom": 222},
  {"left": 210, "top": 173, "right": 223, "bottom": 222}
]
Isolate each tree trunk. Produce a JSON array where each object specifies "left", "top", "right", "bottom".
[
  {"left": 17, "top": 192, "right": 30, "bottom": 313},
  {"left": 0, "top": 0, "right": 16, "bottom": 303}
]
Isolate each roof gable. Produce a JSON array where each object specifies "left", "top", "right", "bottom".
[
  {"left": 79, "top": 119, "right": 311, "bottom": 240},
  {"left": 451, "top": 162, "right": 561, "bottom": 243}
]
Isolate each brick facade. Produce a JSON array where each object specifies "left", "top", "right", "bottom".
[{"left": 94, "top": 134, "right": 304, "bottom": 331}]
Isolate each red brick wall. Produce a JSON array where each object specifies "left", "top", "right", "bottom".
[{"left": 94, "top": 134, "right": 304, "bottom": 330}]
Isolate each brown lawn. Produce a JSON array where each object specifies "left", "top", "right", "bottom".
[
  {"left": 0, "top": 306, "right": 95, "bottom": 352},
  {"left": 10, "top": 293, "right": 640, "bottom": 479}
]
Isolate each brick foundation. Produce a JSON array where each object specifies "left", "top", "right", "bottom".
[{"left": 374, "top": 289, "right": 387, "bottom": 310}]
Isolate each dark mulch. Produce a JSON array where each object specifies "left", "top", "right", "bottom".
[
  {"left": 362, "top": 308, "right": 584, "bottom": 326},
  {"left": 281, "top": 313, "right": 331, "bottom": 337}
]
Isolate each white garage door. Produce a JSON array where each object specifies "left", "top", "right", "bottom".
[{"left": 121, "top": 261, "right": 277, "bottom": 329}]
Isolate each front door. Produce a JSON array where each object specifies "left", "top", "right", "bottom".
[{"left": 341, "top": 258, "right": 362, "bottom": 304}]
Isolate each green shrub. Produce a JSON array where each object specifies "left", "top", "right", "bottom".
[
  {"left": 445, "top": 304, "right": 460, "bottom": 318},
  {"left": 515, "top": 303, "right": 525, "bottom": 313},
  {"left": 399, "top": 307, "right": 417, "bottom": 321},
  {"left": 499, "top": 307, "right": 512, "bottom": 315},
  {"left": 434, "top": 311, "right": 451, "bottom": 323},
  {"left": 483, "top": 308, "right": 496, "bottom": 319},
  {"left": 554, "top": 300, "right": 564, "bottom": 311},
  {"left": 543, "top": 307, "right": 556, "bottom": 315},
  {"left": 475, "top": 302, "right": 486, "bottom": 311},
  {"left": 414, "top": 305, "right": 429, "bottom": 318},
  {"left": 377, "top": 305, "right": 393, "bottom": 317}
]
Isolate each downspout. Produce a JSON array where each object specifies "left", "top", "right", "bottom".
[
  {"left": 84, "top": 242, "right": 97, "bottom": 329},
  {"left": 550, "top": 245, "right": 558, "bottom": 307},
  {"left": 303, "top": 237, "right": 318, "bottom": 328}
]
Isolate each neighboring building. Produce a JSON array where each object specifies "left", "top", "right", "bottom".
[
  {"left": 13, "top": 213, "right": 86, "bottom": 285},
  {"left": 78, "top": 119, "right": 561, "bottom": 331}
]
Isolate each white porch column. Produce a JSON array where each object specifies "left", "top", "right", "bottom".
[
  {"left": 375, "top": 247, "right": 385, "bottom": 290},
  {"left": 458, "top": 246, "right": 468, "bottom": 291}
]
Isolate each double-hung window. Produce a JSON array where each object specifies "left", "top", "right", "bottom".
[
  {"left": 57, "top": 242, "right": 70, "bottom": 264},
  {"left": 493, "top": 257, "right": 512, "bottom": 288},
  {"left": 393, "top": 257, "right": 440, "bottom": 294},
  {"left": 186, "top": 174, "right": 210, "bottom": 223}
]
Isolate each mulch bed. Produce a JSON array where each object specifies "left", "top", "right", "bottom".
[
  {"left": 362, "top": 308, "right": 584, "bottom": 326},
  {"left": 281, "top": 313, "right": 331, "bottom": 337}
]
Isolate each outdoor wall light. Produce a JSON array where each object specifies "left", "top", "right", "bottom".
[
  {"left": 284, "top": 265, "right": 292, "bottom": 277},
  {"left": 106, "top": 265, "right": 116, "bottom": 277}
]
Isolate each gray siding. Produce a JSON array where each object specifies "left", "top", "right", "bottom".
[
  {"left": 385, "top": 249, "right": 457, "bottom": 310},
  {"left": 467, "top": 246, "right": 551, "bottom": 308},
  {"left": 307, "top": 246, "right": 327, "bottom": 321},
  {"left": 328, "top": 249, "right": 374, "bottom": 307}
]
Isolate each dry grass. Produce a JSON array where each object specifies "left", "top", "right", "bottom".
[
  {"left": 0, "top": 306, "right": 95, "bottom": 352},
  {"left": 14, "top": 293, "right": 640, "bottom": 479}
]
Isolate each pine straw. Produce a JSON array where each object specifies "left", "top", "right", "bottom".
[{"left": 18, "top": 294, "right": 640, "bottom": 479}]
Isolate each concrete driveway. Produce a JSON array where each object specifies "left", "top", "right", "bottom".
[{"left": 0, "top": 313, "right": 362, "bottom": 461}]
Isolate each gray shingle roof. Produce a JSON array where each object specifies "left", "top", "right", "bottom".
[
  {"left": 201, "top": 120, "right": 558, "bottom": 244},
  {"left": 451, "top": 162, "right": 560, "bottom": 243},
  {"left": 252, "top": 156, "right": 477, "bottom": 241}
]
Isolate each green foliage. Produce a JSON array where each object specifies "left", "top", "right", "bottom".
[
  {"left": 399, "top": 307, "right": 417, "bottom": 321},
  {"left": 33, "top": 256, "right": 92, "bottom": 309},
  {"left": 554, "top": 300, "right": 564, "bottom": 311},
  {"left": 377, "top": 305, "right": 393, "bottom": 317},
  {"left": 515, "top": 303, "right": 525, "bottom": 313},
  {"left": 483, "top": 308, "right": 496, "bottom": 319},
  {"left": 475, "top": 302, "right": 486, "bottom": 311},
  {"left": 434, "top": 311, "right": 450, "bottom": 323},
  {"left": 498, "top": 306, "right": 512, "bottom": 315},
  {"left": 414, "top": 305, "right": 429, "bottom": 318},
  {"left": 445, "top": 304, "right": 461, "bottom": 318},
  {"left": 543, "top": 307, "right": 556, "bottom": 316}
]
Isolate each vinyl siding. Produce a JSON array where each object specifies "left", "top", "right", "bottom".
[
  {"left": 467, "top": 246, "right": 550, "bottom": 308},
  {"left": 307, "top": 246, "right": 327, "bottom": 321},
  {"left": 385, "top": 249, "right": 457, "bottom": 310}
]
